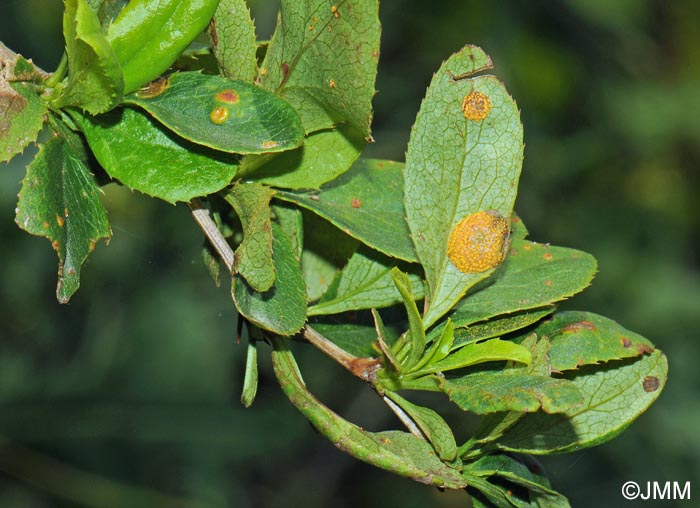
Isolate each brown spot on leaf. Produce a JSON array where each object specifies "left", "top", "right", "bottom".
[
  {"left": 561, "top": 321, "right": 597, "bottom": 333},
  {"left": 642, "top": 376, "right": 660, "bottom": 392},
  {"left": 461, "top": 91, "right": 491, "bottom": 121},
  {"left": 261, "top": 140, "right": 279, "bottom": 149},
  {"left": 51, "top": 240, "right": 60, "bottom": 251},
  {"left": 349, "top": 357, "right": 382, "bottom": 381},
  {"left": 544, "top": 279, "right": 553, "bottom": 286},
  {"left": 281, "top": 63, "right": 290, "bottom": 85},
  {"left": 136, "top": 77, "right": 170, "bottom": 98},
  {"left": 56, "top": 214, "right": 64, "bottom": 227},
  {"left": 351, "top": 197, "right": 362, "bottom": 208},
  {"left": 543, "top": 252, "right": 554, "bottom": 261},
  {"left": 43, "top": 221, "right": 50, "bottom": 229},
  {"left": 331, "top": 5, "right": 340, "bottom": 18},
  {"left": 621, "top": 337, "right": 633, "bottom": 348},
  {"left": 68, "top": 267, "right": 76, "bottom": 276},
  {"left": 209, "top": 18, "right": 218, "bottom": 47},
  {"left": 215, "top": 89, "right": 239, "bottom": 104},
  {"left": 329, "top": 78, "right": 336, "bottom": 88},
  {"left": 523, "top": 243, "right": 532, "bottom": 251},
  {"left": 89, "top": 240, "right": 96, "bottom": 252}
]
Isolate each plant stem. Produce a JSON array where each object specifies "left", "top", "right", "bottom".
[
  {"left": 45, "top": 52, "right": 68, "bottom": 88},
  {"left": 188, "top": 198, "right": 234, "bottom": 272}
]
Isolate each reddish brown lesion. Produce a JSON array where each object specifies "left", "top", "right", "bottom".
[
  {"left": 561, "top": 320, "right": 597, "bottom": 333},
  {"left": 135, "top": 76, "right": 170, "bottom": 98},
  {"left": 215, "top": 89, "right": 240, "bottom": 104}
]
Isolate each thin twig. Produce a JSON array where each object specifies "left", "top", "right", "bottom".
[
  {"left": 188, "top": 198, "right": 234, "bottom": 272},
  {"left": 381, "top": 396, "right": 424, "bottom": 439}
]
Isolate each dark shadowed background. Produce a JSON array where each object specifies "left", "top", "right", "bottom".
[{"left": 1, "top": 0, "right": 698, "bottom": 506}]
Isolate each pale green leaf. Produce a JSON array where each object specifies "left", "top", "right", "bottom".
[
  {"left": 209, "top": 0, "right": 258, "bottom": 82},
  {"left": 404, "top": 45, "right": 523, "bottom": 327},
  {"left": 260, "top": 0, "right": 380, "bottom": 135}
]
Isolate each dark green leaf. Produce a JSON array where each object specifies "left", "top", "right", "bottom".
[
  {"left": 308, "top": 246, "right": 423, "bottom": 316},
  {"left": 441, "top": 373, "right": 583, "bottom": 415},
  {"left": 308, "top": 320, "right": 379, "bottom": 358},
  {"left": 123, "top": 72, "right": 304, "bottom": 154},
  {"left": 444, "top": 240, "right": 597, "bottom": 331},
  {"left": 277, "top": 158, "right": 417, "bottom": 262},
  {"left": 15, "top": 125, "right": 111, "bottom": 303},
  {"left": 224, "top": 182, "right": 276, "bottom": 292},
  {"left": 404, "top": 45, "right": 524, "bottom": 327},
  {"left": 209, "top": 0, "right": 258, "bottom": 82},
  {"left": 74, "top": 107, "right": 238, "bottom": 204},
  {"left": 1, "top": 81, "right": 47, "bottom": 163},
  {"left": 271, "top": 339, "right": 466, "bottom": 488},
  {"left": 241, "top": 328, "right": 258, "bottom": 408},
  {"left": 106, "top": 0, "right": 220, "bottom": 93},
  {"left": 50, "top": 0, "right": 124, "bottom": 114},
  {"left": 232, "top": 222, "right": 307, "bottom": 336},
  {"left": 535, "top": 311, "right": 656, "bottom": 372},
  {"left": 243, "top": 125, "right": 365, "bottom": 189},
  {"left": 496, "top": 350, "right": 667, "bottom": 454},
  {"left": 260, "top": 0, "right": 380, "bottom": 135},
  {"left": 392, "top": 268, "right": 426, "bottom": 369},
  {"left": 271, "top": 202, "right": 303, "bottom": 258}
]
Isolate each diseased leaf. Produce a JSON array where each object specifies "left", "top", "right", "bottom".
[
  {"left": 1, "top": 81, "right": 47, "bottom": 164},
  {"left": 441, "top": 372, "right": 583, "bottom": 415},
  {"left": 384, "top": 391, "right": 458, "bottom": 461},
  {"left": 404, "top": 45, "right": 523, "bottom": 327},
  {"left": 496, "top": 350, "right": 667, "bottom": 454},
  {"left": 271, "top": 339, "right": 466, "bottom": 488},
  {"left": 452, "top": 308, "right": 554, "bottom": 349},
  {"left": 411, "top": 339, "right": 531, "bottom": 378},
  {"left": 209, "top": 0, "right": 258, "bottom": 82},
  {"left": 232, "top": 222, "right": 307, "bottom": 336},
  {"left": 277, "top": 159, "right": 417, "bottom": 262},
  {"left": 534, "top": 311, "right": 656, "bottom": 372},
  {"left": 260, "top": 0, "right": 380, "bottom": 135},
  {"left": 51, "top": 0, "right": 124, "bottom": 114},
  {"left": 123, "top": 72, "right": 304, "bottom": 154},
  {"left": 445, "top": 240, "right": 597, "bottom": 331},
  {"left": 243, "top": 124, "right": 364, "bottom": 189},
  {"left": 15, "top": 125, "right": 111, "bottom": 303},
  {"left": 74, "top": 107, "right": 238, "bottom": 204},
  {"left": 224, "top": 182, "right": 276, "bottom": 292},
  {"left": 308, "top": 246, "right": 423, "bottom": 316}
]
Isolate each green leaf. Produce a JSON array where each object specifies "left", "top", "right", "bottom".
[
  {"left": 441, "top": 372, "right": 583, "bottom": 416},
  {"left": 404, "top": 45, "right": 524, "bottom": 327},
  {"left": 308, "top": 246, "right": 423, "bottom": 316},
  {"left": 384, "top": 391, "right": 458, "bottom": 461},
  {"left": 496, "top": 350, "right": 668, "bottom": 454},
  {"left": 1, "top": 81, "right": 47, "bottom": 163},
  {"left": 209, "top": 0, "right": 258, "bottom": 82},
  {"left": 447, "top": 241, "right": 597, "bottom": 330},
  {"left": 412, "top": 339, "right": 531, "bottom": 378},
  {"left": 243, "top": 124, "right": 365, "bottom": 189},
  {"left": 412, "top": 319, "right": 455, "bottom": 372},
  {"left": 270, "top": 339, "right": 466, "bottom": 489},
  {"left": 241, "top": 326, "right": 258, "bottom": 408},
  {"left": 391, "top": 268, "right": 426, "bottom": 369},
  {"left": 307, "top": 320, "right": 380, "bottom": 358},
  {"left": 260, "top": 0, "right": 380, "bottom": 135},
  {"left": 74, "top": 107, "right": 238, "bottom": 204},
  {"left": 15, "top": 124, "right": 111, "bottom": 303},
  {"left": 466, "top": 475, "right": 530, "bottom": 508},
  {"left": 106, "top": 0, "right": 220, "bottom": 93},
  {"left": 533, "top": 311, "right": 656, "bottom": 373},
  {"left": 277, "top": 159, "right": 417, "bottom": 262},
  {"left": 123, "top": 72, "right": 304, "bottom": 154},
  {"left": 51, "top": 0, "right": 124, "bottom": 114},
  {"left": 232, "top": 222, "right": 307, "bottom": 336},
  {"left": 271, "top": 202, "right": 303, "bottom": 259},
  {"left": 452, "top": 309, "right": 554, "bottom": 349},
  {"left": 466, "top": 454, "right": 571, "bottom": 508},
  {"left": 224, "top": 182, "right": 276, "bottom": 292}
]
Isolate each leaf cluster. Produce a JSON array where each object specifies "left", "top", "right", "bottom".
[{"left": 0, "top": 1, "right": 667, "bottom": 506}]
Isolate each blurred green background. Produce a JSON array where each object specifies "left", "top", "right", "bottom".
[{"left": 1, "top": 0, "right": 698, "bottom": 506}]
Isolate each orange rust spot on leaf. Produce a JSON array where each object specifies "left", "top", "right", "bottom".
[
  {"left": 136, "top": 77, "right": 170, "bottom": 98},
  {"left": 331, "top": 5, "right": 340, "bottom": 18},
  {"left": 447, "top": 210, "right": 510, "bottom": 273},
  {"left": 260, "top": 67, "right": 268, "bottom": 76},
  {"left": 209, "top": 106, "right": 229, "bottom": 125},
  {"left": 56, "top": 214, "right": 64, "bottom": 227},
  {"left": 51, "top": 240, "right": 60, "bottom": 251},
  {"left": 329, "top": 78, "right": 336, "bottom": 88},
  {"left": 68, "top": 267, "right": 76, "bottom": 276},
  {"left": 523, "top": 243, "right": 532, "bottom": 251},
  {"left": 351, "top": 197, "right": 362, "bottom": 208},
  {"left": 642, "top": 376, "right": 660, "bottom": 392},
  {"left": 544, "top": 279, "right": 553, "bottom": 286},
  {"left": 64, "top": 207, "right": 69, "bottom": 217},
  {"left": 43, "top": 221, "right": 50, "bottom": 229},
  {"left": 561, "top": 320, "right": 597, "bottom": 333},
  {"left": 89, "top": 240, "right": 97, "bottom": 252},
  {"left": 261, "top": 140, "right": 279, "bottom": 149},
  {"left": 215, "top": 89, "right": 239, "bottom": 104},
  {"left": 461, "top": 91, "right": 491, "bottom": 121},
  {"left": 543, "top": 252, "right": 554, "bottom": 261}
]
